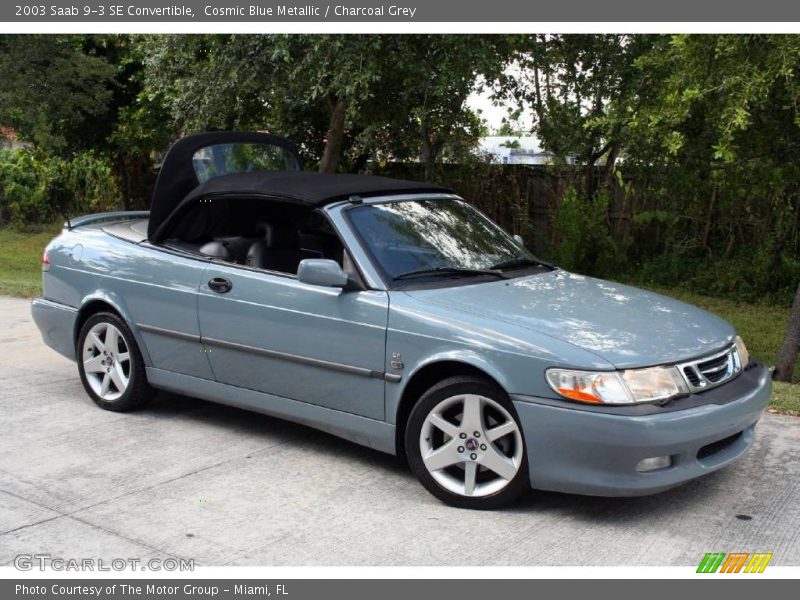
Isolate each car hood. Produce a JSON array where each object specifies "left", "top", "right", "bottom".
[{"left": 405, "top": 271, "right": 735, "bottom": 369}]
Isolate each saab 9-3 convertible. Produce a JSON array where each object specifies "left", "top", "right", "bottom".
[{"left": 32, "top": 131, "right": 770, "bottom": 508}]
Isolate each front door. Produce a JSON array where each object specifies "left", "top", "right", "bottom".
[{"left": 197, "top": 264, "right": 389, "bottom": 420}]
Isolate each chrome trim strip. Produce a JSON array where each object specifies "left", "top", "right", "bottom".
[
  {"left": 203, "top": 336, "right": 401, "bottom": 383},
  {"left": 67, "top": 210, "right": 150, "bottom": 230},
  {"left": 325, "top": 192, "right": 461, "bottom": 210},
  {"left": 32, "top": 297, "right": 78, "bottom": 313},
  {"left": 136, "top": 323, "right": 200, "bottom": 343}
]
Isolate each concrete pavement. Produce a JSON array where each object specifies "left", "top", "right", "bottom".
[{"left": 1, "top": 295, "right": 798, "bottom": 566}]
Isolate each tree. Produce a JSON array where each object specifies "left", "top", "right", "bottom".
[
  {"left": 0, "top": 35, "right": 175, "bottom": 209},
  {"left": 498, "top": 35, "right": 800, "bottom": 381},
  {"left": 142, "top": 35, "right": 513, "bottom": 176},
  {"left": 373, "top": 36, "right": 507, "bottom": 179},
  {"left": 0, "top": 35, "right": 116, "bottom": 155},
  {"left": 508, "top": 34, "right": 656, "bottom": 195},
  {"left": 629, "top": 36, "right": 800, "bottom": 377},
  {"left": 143, "top": 35, "right": 393, "bottom": 173},
  {"left": 87, "top": 35, "right": 174, "bottom": 208}
]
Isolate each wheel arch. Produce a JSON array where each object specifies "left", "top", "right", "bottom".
[{"left": 393, "top": 356, "right": 509, "bottom": 458}]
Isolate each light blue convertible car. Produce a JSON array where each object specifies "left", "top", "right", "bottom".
[{"left": 32, "top": 132, "right": 771, "bottom": 508}]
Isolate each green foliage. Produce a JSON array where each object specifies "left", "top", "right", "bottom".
[
  {"left": 629, "top": 252, "right": 800, "bottom": 305},
  {"left": 0, "top": 149, "right": 119, "bottom": 227},
  {"left": 0, "top": 33, "right": 799, "bottom": 309},
  {"left": 141, "top": 35, "right": 509, "bottom": 173},
  {"left": 508, "top": 34, "right": 656, "bottom": 173},
  {"left": 550, "top": 187, "right": 625, "bottom": 275},
  {"left": 499, "top": 34, "right": 800, "bottom": 305},
  {"left": 0, "top": 150, "right": 49, "bottom": 225},
  {"left": 0, "top": 36, "right": 116, "bottom": 155}
]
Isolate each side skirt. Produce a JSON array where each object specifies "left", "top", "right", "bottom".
[{"left": 146, "top": 367, "right": 397, "bottom": 455}]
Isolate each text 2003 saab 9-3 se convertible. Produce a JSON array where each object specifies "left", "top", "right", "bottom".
[{"left": 32, "top": 131, "right": 771, "bottom": 509}]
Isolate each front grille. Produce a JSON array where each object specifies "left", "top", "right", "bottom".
[
  {"left": 678, "top": 344, "right": 743, "bottom": 393},
  {"left": 697, "top": 431, "right": 743, "bottom": 460},
  {"left": 683, "top": 366, "right": 702, "bottom": 387},
  {"left": 697, "top": 353, "right": 731, "bottom": 383}
]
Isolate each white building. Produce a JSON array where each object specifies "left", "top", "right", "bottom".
[{"left": 476, "top": 136, "right": 577, "bottom": 165}]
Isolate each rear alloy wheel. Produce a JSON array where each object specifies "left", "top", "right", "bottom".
[
  {"left": 77, "top": 312, "right": 155, "bottom": 411},
  {"left": 406, "top": 376, "right": 529, "bottom": 509}
]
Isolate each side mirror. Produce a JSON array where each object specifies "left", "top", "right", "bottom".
[
  {"left": 297, "top": 259, "right": 349, "bottom": 288},
  {"left": 513, "top": 234, "right": 525, "bottom": 247}
]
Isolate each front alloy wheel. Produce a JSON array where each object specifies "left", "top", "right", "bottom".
[{"left": 406, "top": 376, "right": 529, "bottom": 509}]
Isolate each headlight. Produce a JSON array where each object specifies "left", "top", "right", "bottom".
[
  {"left": 546, "top": 365, "right": 689, "bottom": 405},
  {"left": 734, "top": 335, "right": 750, "bottom": 369},
  {"left": 544, "top": 369, "right": 631, "bottom": 404}
]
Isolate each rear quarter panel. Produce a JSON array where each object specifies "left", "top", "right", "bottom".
[{"left": 44, "top": 225, "right": 211, "bottom": 376}]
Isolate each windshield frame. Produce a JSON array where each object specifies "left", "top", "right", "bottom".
[{"left": 340, "top": 194, "right": 546, "bottom": 290}]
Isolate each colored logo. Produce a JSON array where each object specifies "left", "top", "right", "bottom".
[{"left": 696, "top": 552, "right": 773, "bottom": 573}]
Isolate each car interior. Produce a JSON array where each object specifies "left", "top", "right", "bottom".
[{"left": 163, "top": 196, "right": 358, "bottom": 279}]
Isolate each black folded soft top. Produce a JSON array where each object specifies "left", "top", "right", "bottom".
[
  {"left": 147, "top": 131, "right": 449, "bottom": 242},
  {"left": 183, "top": 170, "right": 450, "bottom": 206}
]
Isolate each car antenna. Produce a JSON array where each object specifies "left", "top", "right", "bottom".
[{"left": 349, "top": 195, "right": 364, "bottom": 205}]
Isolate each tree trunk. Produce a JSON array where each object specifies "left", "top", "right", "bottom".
[
  {"left": 702, "top": 186, "right": 717, "bottom": 250},
  {"left": 114, "top": 154, "right": 155, "bottom": 211},
  {"left": 774, "top": 281, "right": 800, "bottom": 382},
  {"left": 532, "top": 46, "right": 544, "bottom": 128},
  {"left": 602, "top": 142, "right": 620, "bottom": 190},
  {"left": 724, "top": 230, "right": 736, "bottom": 258},
  {"left": 319, "top": 97, "right": 348, "bottom": 174},
  {"left": 584, "top": 137, "right": 615, "bottom": 199},
  {"left": 118, "top": 159, "right": 131, "bottom": 211},
  {"left": 419, "top": 121, "right": 442, "bottom": 181},
  {"left": 420, "top": 137, "right": 433, "bottom": 181}
]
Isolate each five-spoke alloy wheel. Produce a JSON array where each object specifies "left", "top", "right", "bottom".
[
  {"left": 406, "top": 376, "right": 529, "bottom": 509},
  {"left": 82, "top": 321, "right": 131, "bottom": 401},
  {"left": 77, "top": 312, "right": 155, "bottom": 411}
]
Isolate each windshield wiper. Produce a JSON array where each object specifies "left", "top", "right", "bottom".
[
  {"left": 393, "top": 266, "right": 507, "bottom": 281},
  {"left": 489, "top": 256, "right": 554, "bottom": 271}
]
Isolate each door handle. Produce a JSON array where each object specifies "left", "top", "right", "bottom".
[{"left": 208, "top": 277, "right": 232, "bottom": 293}]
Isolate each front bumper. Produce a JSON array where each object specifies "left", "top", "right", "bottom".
[
  {"left": 511, "top": 362, "right": 771, "bottom": 496},
  {"left": 31, "top": 298, "right": 78, "bottom": 361}
]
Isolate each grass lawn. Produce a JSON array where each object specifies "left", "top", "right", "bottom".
[
  {"left": 1, "top": 224, "right": 798, "bottom": 413},
  {"left": 0, "top": 223, "right": 61, "bottom": 298},
  {"left": 770, "top": 382, "right": 800, "bottom": 417}
]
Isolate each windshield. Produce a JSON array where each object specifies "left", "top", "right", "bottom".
[{"left": 347, "top": 198, "right": 538, "bottom": 282}]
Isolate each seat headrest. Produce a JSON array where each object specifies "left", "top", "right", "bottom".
[{"left": 258, "top": 222, "right": 299, "bottom": 250}]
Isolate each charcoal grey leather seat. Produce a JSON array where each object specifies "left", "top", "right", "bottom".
[{"left": 246, "top": 222, "right": 308, "bottom": 274}]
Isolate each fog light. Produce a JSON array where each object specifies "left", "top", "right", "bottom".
[{"left": 636, "top": 455, "right": 672, "bottom": 472}]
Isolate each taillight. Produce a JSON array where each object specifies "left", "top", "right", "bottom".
[{"left": 42, "top": 248, "right": 50, "bottom": 272}]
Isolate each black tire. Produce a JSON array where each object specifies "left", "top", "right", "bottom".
[
  {"left": 76, "top": 311, "right": 155, "bottom": 412},
  {"left": 405, "top": 375, "right": 530, "bottom": 509}
]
